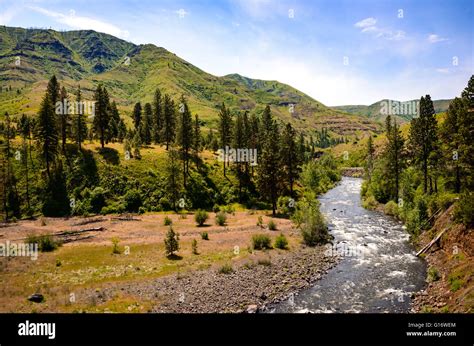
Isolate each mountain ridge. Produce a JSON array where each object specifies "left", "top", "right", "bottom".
[{"left": 0, "top": 25, "right": 380, "bottom": 135}]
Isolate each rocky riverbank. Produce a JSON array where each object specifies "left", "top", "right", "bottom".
[{"left": 81, "top": 245, "right": 339, "bottom": 313}]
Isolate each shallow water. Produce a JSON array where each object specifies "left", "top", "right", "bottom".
[{"left": 271, "top": 177, "right": 426, "bottom": 313}]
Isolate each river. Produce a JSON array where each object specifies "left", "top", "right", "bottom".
[{"left": 271, "top": 177, "right": 426, "bottom": 313}]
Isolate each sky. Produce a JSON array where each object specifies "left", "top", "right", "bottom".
[{"left": 1, "top": 0, "right": 473, "bottom": 106}]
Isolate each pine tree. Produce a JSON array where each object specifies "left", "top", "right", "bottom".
[
  {"left": 117, "top": 118, "right": 127, "bottom": 143},
  {"left": 366, "top": 135, "right": 375, "bottom": 181},
  {"left": 46, "top": 75, "right": 60, "bottom": 108},
  {"left": 409, "top": 95, "right": 438, "bottom": 194},
  {"left": 218, "top": 102, "right": 232, "bottom": 175},
  {"left": 176, "top": 95, "right": 193, "bottom": 188},
  {"left": 18, "top": 114, "right": 31, "bottom": 210},
  {"left": 165, "top": 148, "right": 182, "bottom": 210},
  {"left": 162, "top": 94, "right": 176, "bottom": 150},
  {"left": 36, "top": 93, "right": 58, "bottom": 177},
  {"left": 281, "top": 123, "right": 300, "bottom": 196},
  {"left": 233, "top": 112, "right": 246, "bottom": 199},
  {"left": 141, "top": 103, "right": 152, "bottom": 145},
  {"left": 193, "top": 114, "right": 201, "bottom": 167},
  {"left": 385, "top": 116, "right": 405, "bottom": 201},
  {"left": 164, "top": 226, "right": 180, "bottom": 257},
  {"left": 108, "top": 101, "right": 121, "bottom": 143},
  {"left": 132, "top": 102, "right": 142, "bottom": 131},
  {"left": 152, "top": 88, "right": 163, "bottom": 144},
  {"left": 256, "top": 106, "right": 283, "bottom": 216},
  {"left": 72, "top": 86, "right": 87, "bottom": 150},
  {"left": 93, "top": 85, "right": 110, "bottom": 148},
  {"left": 58, "top": 86, "right": 69, "bottom": 152}
]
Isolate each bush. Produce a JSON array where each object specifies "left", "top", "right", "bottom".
[
  {"left": 164, "top": 227, "right": 179, "bottom": 256},
  {"left": 427, "top": 267, "right": 440, "bottom": 282},
  {"left": 111, "top": 237, "right": 121, "bottom": 254},
  {"left": 124, "top": 189, "right": 142, "bottom": 212},
  {"left": 201, "top": 231, "right": 209, "bottom": 240},
  {"left": 257, "top": 258, "right": 271, "bottom": 266},
  {"left": 215, "top": 211, "right": 227, "bottom": 226},
  {"left": 454, "top": 192, "right": 474, "bottom": 227},
  {"left": 267, "top": 220, "right": 277, "bottom": 230},
  {"left": 90, "top": 187, "right": 107, "bottom": 214},
  {"left": 301, "top": 209, "right": 330, "bottom": 246},
  {"left": 274, "top": 233, "right": 288, "bottom": 249},
  {"left": 218, "top": 263, "right": 234, "bottom": 274},
  {"left": 192, "top": 239, "right": 198, "bottom": 255},
  {"left": 277, "top": 196, "right": 295, "bottom": 216},
  {"left": 384, "top": 200, "right": 399, "bottom": 217},
  {"left": 252, "top": 234, "right": 272, "bottom": 250},
  {"left": 25, "top": 234, "right": 60, "bottom": 252},
  {"left": 194, "top": 209, "right": 209, "bottom": 226},
  {"left": 257, "top": 216, "right": 263, "bottom": 228},
  {"left": 164, "top": 216, "right": 172, "bottom": 226},
  {"left": 362, "top": 195, "right": 377, "bottom": 210}
]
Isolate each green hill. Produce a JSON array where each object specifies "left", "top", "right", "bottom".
[
  {"left": 331, "top": 99, "right": 452, "bottom": 123},
  {"left": 0, "top": 25, "right": 380, "bottom": 135}
]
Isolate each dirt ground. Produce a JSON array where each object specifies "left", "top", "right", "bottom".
[{"left": 0, "top": 211, "right": 337, "bottom": 313}]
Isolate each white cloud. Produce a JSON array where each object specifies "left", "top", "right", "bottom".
[
  {"left": 27, "top": 6, "right": 130, "bottom": 39},
  {"left": 0, "top": 5, "right": 20, "bottom": 25},
  {"left": 428, "top": 34, "right": 448, "bottom": 43},
  {"left": 355, "top": 17, "right": 377, "bottom": 28},
  {"left": 436, "top": 68, "right": 450, "bottom": 73}
]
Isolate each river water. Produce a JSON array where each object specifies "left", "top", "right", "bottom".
[{"left": 271, "top": 177, "right": 426, "bottom": 313}]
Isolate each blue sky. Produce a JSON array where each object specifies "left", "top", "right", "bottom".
[{"left": 1, "top": 0, "right": 473, "bottom": 105}]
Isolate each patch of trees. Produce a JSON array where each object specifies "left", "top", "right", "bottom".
[{"left": 362, "top": 75, "right": 474, "bottom": 230}]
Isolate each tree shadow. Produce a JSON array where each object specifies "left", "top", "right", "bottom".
[
  {"left": 167, "top": 254, "right": 183, "bottom": 261},
  {"left": 97, "top": 147, "right": 120, "bottom": 165}
]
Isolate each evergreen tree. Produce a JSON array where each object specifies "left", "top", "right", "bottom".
[
  {"left": 108, "top": 101, "right": 120, "bottom": 143},
  {"left": 141, "top": 103, "right": 152, "bottom": 145},
  {"left": 409, "top": 95, "right": 438, "bottom": 194},
  {"left": 162, "top": 94, "right": 176, "bottom": 150},
  {"left": 193, "top": 114, "right": 201, "bottom": 166},
  {"left": 256, "top": 106, "right": 283, "bottom": 216},
  {"left": 152, "top": 88, "right": 163, "bottom": 144},
  {"left": 46, "top": 75, "right": 60, "bottom": 108},
  {"left": 132, "top": 102, "right": 142, "bottom": 131},
  {"left": 366, "top": 135, "right": 375, "bottom": 181},
  {"left": 176, "top": 96, "right": 193, "bottom": 188},
  {"left": 232, "top": 112, "right": 247, "bottom": 200},
  {"left": 385, "top": 116, "right": 405, "bottom": 201},
  {"left": 58, "top": 86, "right": 69, "bottom": 152},
  {"left": 72, "top": 86, "right": 87, "bottom": 150},
  {"left": 165, "top": 148, "right": 182, "bottom": 210},
  {"left": 93, "top": 84, "right": 110, "bottom": 148},
  {"left": 281, "top": 123, "right": 300, "bottom": 196},
  {"left": 18, "top": 114, "right": 31, "bottom": 210},
  {"left": 218, "top": 102, "right": 232, "bottom": 175},
  {"left": 35, "top": 93, "right": 58, "bottom": 177},
  {"left": 117, "top": 118, "right": 127, "bottom": 143}
]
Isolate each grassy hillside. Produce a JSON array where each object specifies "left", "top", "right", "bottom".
[
  {"left": 0, "top": 25, "right": 380, "bottom": 135},
  {"left": 331, "top": 99, "right": 452, "bottom": 124}
]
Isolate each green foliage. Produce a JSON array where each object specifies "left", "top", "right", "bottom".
[
  {"left": 251, "top": 234, "right": 272, "bottom": 250},
  {"left": 267, "top": 219, "right": 277, "bottom": 230},
  {"left": 277, "top": 196, "right": 295, "bottom": 216},
  {"left": 427, "top": 267, "right": 440, "bottom": 282},
  {"left": 25, "top": 234, "right": 60, "bottom": 252},
  {"left": 215, "top": 211, "right": 227, "bottom": 226},
  {"left": 124, "top": 189, "right": 142, "bottom": 212},
  {"left": 191, "top": 239, "right": 198, "bottom": 255},
  {"left": 218, "top": 263, "right": 234, "bottom": 274},
  {"left": 454, "top": 192, "right": 474, "bottom": 227},
  {"left": 164, "top": 216, "right": 172, "bottom": 226},
  {"left": 111, "top": 237, "right": 121, "bottom": 254},
  {"left": 194, "top": 209, "right": 209, "bottom": 226},
  {"left": 274, "top": 233, "right": 288, "bottom": 249},
  {"left": 200, "top": 231, "right": 209, "bottom": 240},
  {"left": 384, "top": 200, "right": 399, "bottom": 217},
  {"left": 257, "top": 215, "right": 263, "bottom": 228},
  {"left": 362, "top": 194, "right": 378, "bottom": 210},
  {"left": 164, "top": 226, "right": 179, "bottom": 256}
]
